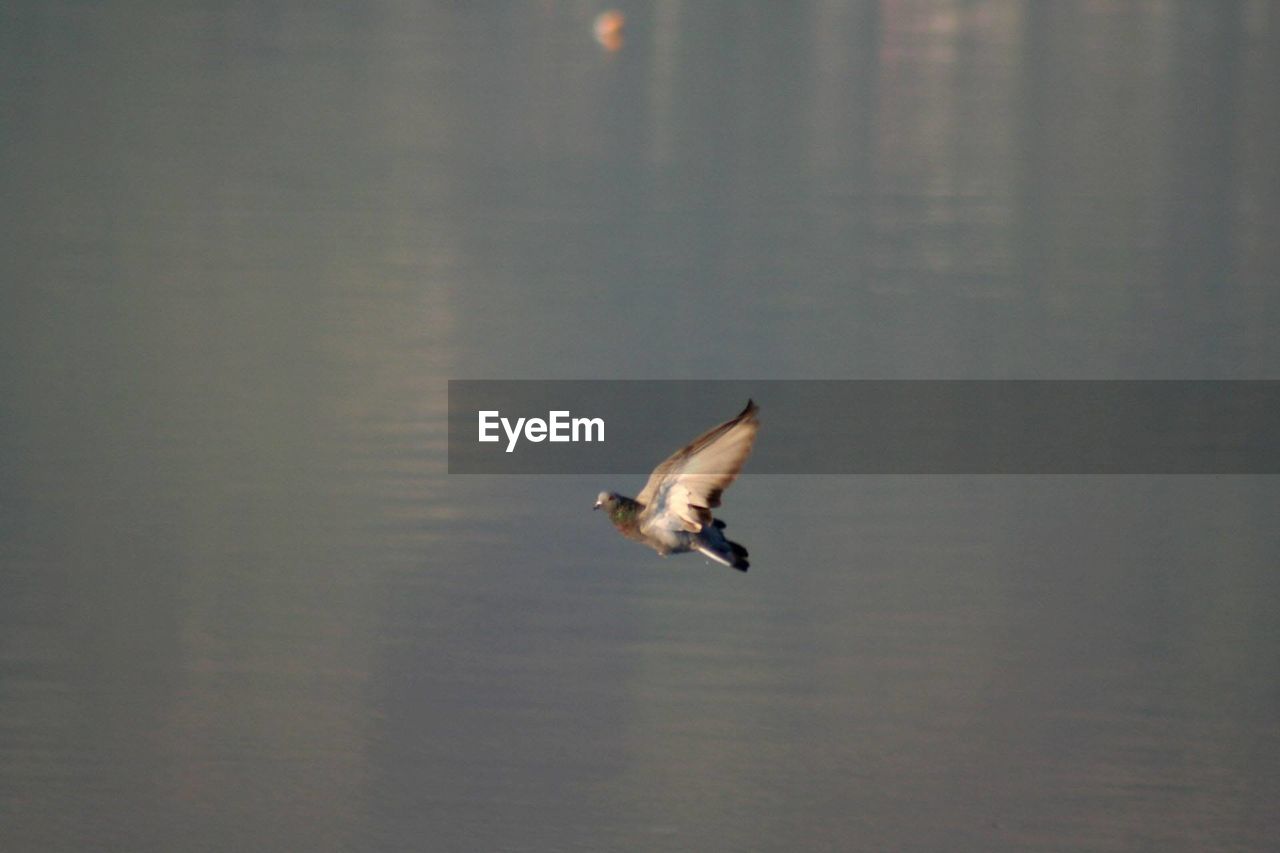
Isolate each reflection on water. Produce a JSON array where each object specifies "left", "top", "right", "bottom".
[{"left": 2, "top": 2, "right": 1278, "bottom": 850}]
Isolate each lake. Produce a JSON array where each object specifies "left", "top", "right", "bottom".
[{"left": 2, "top": 2, "right": 1278, "bottom": 850}]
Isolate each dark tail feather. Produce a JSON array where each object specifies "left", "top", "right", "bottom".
[{"left": 729, "top": 540, "right": 749, "bottom": 572}]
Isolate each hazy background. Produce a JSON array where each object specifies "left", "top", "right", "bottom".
[{"left": 2, "top": 1, "right": 1278, "bottom": 850}]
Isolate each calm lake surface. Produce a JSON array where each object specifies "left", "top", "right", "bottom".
[{"left": 3, "top": 2, "right": 1279, "bottom": 850}]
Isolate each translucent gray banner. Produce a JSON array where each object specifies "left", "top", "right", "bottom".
[{"left": 447, "top": 381, "right": 1280, "bottom": 474}]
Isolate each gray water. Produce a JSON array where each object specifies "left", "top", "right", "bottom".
[{"left": 3, "top": 2, "right": 1279, "bottom": 851}]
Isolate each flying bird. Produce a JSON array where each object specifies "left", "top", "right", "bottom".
[{"left": 594, "top": 400, "right": 758, "bottom": 571}]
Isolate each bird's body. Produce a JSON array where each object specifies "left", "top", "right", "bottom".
[{"left": 595, "top": 400, "right": 758, "bottom": 572}]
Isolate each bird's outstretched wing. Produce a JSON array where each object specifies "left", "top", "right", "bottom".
[{"left": 637, "top": 400, "right": 759, "bottom": 535}]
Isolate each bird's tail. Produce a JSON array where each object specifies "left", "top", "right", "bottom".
[{"left": 695, "top": 530, "right": 750, "bottom": 572}]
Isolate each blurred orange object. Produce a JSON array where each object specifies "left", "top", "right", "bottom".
[{"left": 593, "top": 10, "right": 624, "bottom": 52}]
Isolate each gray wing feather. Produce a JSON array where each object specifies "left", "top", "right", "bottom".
[{"left": 637, "top": 400, "right": 759, "bottom": 536}]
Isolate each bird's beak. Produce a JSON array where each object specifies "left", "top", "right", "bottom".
[{"left": 592, "top": 501, "right": 601, "bottom": 510}]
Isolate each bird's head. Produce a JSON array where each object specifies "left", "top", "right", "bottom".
[{"left": 593, "top": 491, "right": 619, "bottom": 512}]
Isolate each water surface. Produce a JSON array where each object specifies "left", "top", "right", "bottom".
[{"left": 3, "top": 2, "right": 1278, "bottom": 850}]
